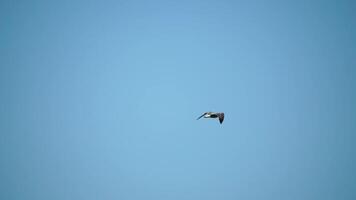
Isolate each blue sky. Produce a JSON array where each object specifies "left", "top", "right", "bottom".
[{"left": 1, "top": 0, "right": 356, "bottom": 199}]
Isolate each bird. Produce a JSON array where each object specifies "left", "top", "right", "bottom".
[{"left": 197, "top": 112, "right": 225, "bottom": 124}]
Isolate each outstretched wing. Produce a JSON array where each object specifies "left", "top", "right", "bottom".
[
  {"left": 218, "top": 113, "right": 224, "bottom": 124},
  {"left": 196, "top": 113, "right": 206, "bottom": 120}
]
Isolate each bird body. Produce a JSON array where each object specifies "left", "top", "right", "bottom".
[{"left": 197, "top": 112, "right": 224, "bottom": 124}]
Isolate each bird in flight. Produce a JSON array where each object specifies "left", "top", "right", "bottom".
[{"left": 197, "top": 112, "right": 225, "bottom": 124}]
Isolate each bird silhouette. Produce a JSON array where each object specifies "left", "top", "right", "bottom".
[{"left": 197, "top": 112, "right": 224, "bottom": 124}]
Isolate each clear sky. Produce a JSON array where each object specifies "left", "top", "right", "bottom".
[{"left": 1, "top": 0, "right": 356, "bottom": 199}]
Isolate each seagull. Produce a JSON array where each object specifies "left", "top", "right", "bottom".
[{"left": 197, "top": 112, "right": 225, "bottom": 124}]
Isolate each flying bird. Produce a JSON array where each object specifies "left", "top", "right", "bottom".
[{"left": 197, "top": 112, "right": 225, "bottom": 124}]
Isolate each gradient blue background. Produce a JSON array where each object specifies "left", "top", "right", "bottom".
[{"left": 1, "top": 0, "right": 356, "bottom": 199}]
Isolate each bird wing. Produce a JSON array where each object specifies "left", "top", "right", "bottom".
[
  {"left": 196, "top": 113, "right": 206, "bottom": 120},
  {"left": 218, "top": 113, "right": 224, "bottom": 124}
]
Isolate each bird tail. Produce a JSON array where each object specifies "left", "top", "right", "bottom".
[{"left": 218, "top": 113, "right": 224, "bottom": 124}]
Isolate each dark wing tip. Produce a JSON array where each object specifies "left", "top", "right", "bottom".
[
  {"left": 219, "top": 113, "right": 224, "bottom": 124},
  {"left": 197, "top": 113, "right": 206, "bottom": 120}
]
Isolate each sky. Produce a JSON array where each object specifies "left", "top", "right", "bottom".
[{"left": 1, "top": 0, "right": 356, "bottom": 199}]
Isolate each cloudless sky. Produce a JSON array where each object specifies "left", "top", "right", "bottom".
[{"left": 1, "top": 0, "right": 356, "bottom": 199}]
